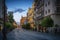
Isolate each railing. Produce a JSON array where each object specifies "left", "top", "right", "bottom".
[{"left": 36, "top": 15, "right": 44, "bottom": 20}]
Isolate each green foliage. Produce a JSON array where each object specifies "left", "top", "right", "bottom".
[
  {"left": 5, "top": 22, "right": 14, "bottom": 30},
  {"left": 22, "top": 24, "right": 26, "bottom": 28},
  {"left": 41, "top": 17, "right": 54, "bottom": 27},
  {"left": 55, "top": 24, "right": 59, "bottom": 27},
  {"left": 22, "top": 23, "right": 31, "bottom": 29},
  {"left": 26, "top": 23, "right": 30, "bottom": 29},
  {"left": 8, "top": 13, "right": 14, "bottom": 23},
  {"left": 4, "top": 13, "right": 16, "bottom": 32}
]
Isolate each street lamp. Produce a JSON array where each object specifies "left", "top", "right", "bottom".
[{"left": 2, "top": 0, "right": 7, "bottom": 40}]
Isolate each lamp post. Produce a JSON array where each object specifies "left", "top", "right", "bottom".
[{"left": 2, "top": 0, "right": 7, "bottom": 40}]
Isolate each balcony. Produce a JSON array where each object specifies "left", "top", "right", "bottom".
[
  {"left": 36, "top": 15, "right": 44, "bottom": 20},
  {"left": 36, "top": 12, "right": 44, "bottom": 20}
]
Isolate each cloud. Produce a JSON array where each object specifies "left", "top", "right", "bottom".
[{"left": 14, "top": 8, "right": 25, "bottom": 13}]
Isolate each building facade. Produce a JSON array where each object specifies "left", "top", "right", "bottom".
[
  {"left": 20, "top": 16, "right": 27, "bottom": 27},
  {"left": 0, "top": 0, "right": 7, "bottom": 30},
  {"left": 34, "top": 0, "right": 60, "bottom": 31},
  {"left": 34, "top": 0, "right": 44, "bottom": 31},
  {"left": 27, "top": 7, "right": 34, "bottom": 29},
  {"left": 44, "top": 0, "right": 60, "bottom": 26}
]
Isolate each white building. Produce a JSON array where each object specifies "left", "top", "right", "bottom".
[
  {"left": 34, "top": 0, "right": 60, "bottom": 31},
  {"left": 44, "top": 0, "right": 60, "bottom": 26}
]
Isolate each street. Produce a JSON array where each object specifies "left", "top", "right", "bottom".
[{"left": 6, "top": 28, "right": 60, "bottom": 40}]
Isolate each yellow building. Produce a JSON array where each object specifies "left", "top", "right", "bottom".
[
  {"left": 27, "top": 4, "right": 35, "bottom": 29},
  {"left": 20, "top": 16, "right": 27, "bottom": 27}
]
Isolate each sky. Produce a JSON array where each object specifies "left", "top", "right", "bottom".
[{"left": 6, "top": 0, "right": 34, "bottom": 23}]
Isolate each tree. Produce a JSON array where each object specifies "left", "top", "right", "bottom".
[
  {"left": 41, "top": 17, "right": 54, "bottom": 27},
  {"left": 55, "top": 24, "right": 59, "bottom": 27},
  {"left": 8, "top": 13, "right": 14, "bottom": 23},
  {"left": 22, "top": 23, "right": 31, "bottom": 29},
  {"left": 22, "top": 24, "right": 26, "bottom": 29},
  {"left": 5, "top": 22, "right": 13, "bottom": 30},
  {"left": 26, "top": 23, "right": 31, "bottom": 29}
]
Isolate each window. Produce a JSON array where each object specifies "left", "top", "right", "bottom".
[
  {"left": 48, "top": 1, "right": 50, "bottom": 5},
  {"left": 57, "top": 7, "right": 60, "bottom": 12},
  {"left": 45, "top": 11, "right": 47, "bottom": 14},
  {"left": 48, "top": 9, "right": 50, "bottom": 13},
  {"left": 45, "top": 4, "right": 47, "bottom": 7}
]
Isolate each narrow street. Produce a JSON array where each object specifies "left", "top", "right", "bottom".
[{"left": 7, "top": 28, "right": 60, "bottom": 40}]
